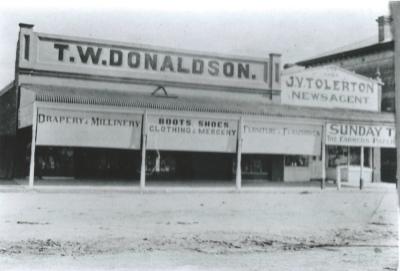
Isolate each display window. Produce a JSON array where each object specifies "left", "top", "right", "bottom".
[
  {"left": 233, "top": 158, "right": 268, "bottom": 175},
  {"left": 327, "top": 146, "right": 348, "bottom": 167},
  {"left": 146, "top": 151, "right": 177, "bottom": 177},
  {"left": 233, "top": 156, "right": 271, "bottom": 176},
  {"left": 34, "top": 147, "right": 74, "bottom": 177},
  {"left": 284, "top": 155, "right": 309, "bottom": 167},
  {"left": 363, "top": 148, "right": 370, "bottom": 167},
  {"left": 327, "top": 146, "right": 370, "bottom": 168}
]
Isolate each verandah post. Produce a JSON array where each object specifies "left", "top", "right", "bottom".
[
  {"left": 236, "top": 116, "right": 243, "bottom": 190},
  {"left": 336, "top": 166, "right": 341, "bottom": 190},
  {"left": 390, "top": 2, "right": 400, "bottom": 191},
  {"left": 28, "top": 103, "right": 38, "bottom": 188},
  {"left": 360, "top": 146, "right": 364, "bottom": 190},
  {"left": 140, "top": 111, "right": 147, "bottom": 190},
  {"left": 321, "top": 124, "right": 326, "bottom": 189}
]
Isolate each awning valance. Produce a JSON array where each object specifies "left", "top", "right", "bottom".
[{"left": 20, "top": 84, "right": 395, "bottom": 124}]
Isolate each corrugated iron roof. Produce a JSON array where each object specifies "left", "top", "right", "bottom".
[
  {"left": 21, "top": 84, "right": 394, "bottom": 124},
  {"left": 296, "top": 40, "right": 394, "bottom": 66},
  {"left": 0, "top": 81, "right": 15, "bottom": 97}
]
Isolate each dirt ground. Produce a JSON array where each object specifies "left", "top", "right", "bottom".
[{"left": 0, "top": 183, "right": 398, "bottom": 270}]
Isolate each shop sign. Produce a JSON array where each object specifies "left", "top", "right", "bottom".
[
  {"left": 281, "top": 66, "right": 379, "bottom": 111},
  {"left": 326, "top": 123, "right": 396, "bottom": 148},
  {"left": 242, "top": 121, "right": 322, "bottom": 155},
  {"left": 19, "top": 30, "right": 277, "bottom": 92},
  {"left": 36, "top": 108, "right": 142, "bottom": 149},
  {"left": 146, "top": 115, "right": 237, "bottom": 152}
]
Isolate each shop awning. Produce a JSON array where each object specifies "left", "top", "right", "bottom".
[{"left": 21, "top": 84, "right": 395, "bottom": 124}]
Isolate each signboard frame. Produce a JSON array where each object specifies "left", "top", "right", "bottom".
[
  {"left": 281, "top": 65, "right": 381, "bottom": 112},
  {"left": 35, "top": 106, "right": 143, "bottom": 149},
  {"left": 146, "top": 113, "right": 238, "bottom": 153},
  {"left": 325, "top": 122, "right": 396, "bottom": 148},
  {"left": 241, "top": 119, "right": 323, "bottom": 156},
  {"left": 18, "top": 26, "right": 281, "bottom": 93}
]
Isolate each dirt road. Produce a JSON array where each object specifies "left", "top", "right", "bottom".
[{"left": 0, "top": 184, "right": 398, "bottom": 270}]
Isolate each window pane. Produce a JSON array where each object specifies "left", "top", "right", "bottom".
[
  {"left": 285, "top": 155, "right": 309, "bottom": 167},
  {"left": 327, "top": 146, "right": 348, "bottom": 167},
  {"left": 363, "top": 148, "right": 370, "bottom": 167},
  {"left": 350, "top": 147, "right": 360, "bottom": 166}
]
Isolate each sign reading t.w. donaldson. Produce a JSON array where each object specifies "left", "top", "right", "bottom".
[
  {"left": 18, "top": 28, "right": 279, "bottom": 92},
  {"left": 146, "top": 115, "right": 237, "bottom": 153},
  {"left": 281, "top": 66, "right": 380, "bottom": 111},
  {"left": 242, "top": 121, "right": 322, "bottom": 155},
  {"left": 36, "top": 108, "right": 142, "bottom": 149},
  {"left": 326, "top": 123, "right": 395, "bottom": 148}
]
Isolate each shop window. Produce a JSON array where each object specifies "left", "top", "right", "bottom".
[
  {"left": 146, "top": 151, "right": 176, "bottom": 176},
  {"left": 73, "top": 148, "right": 140, "bottom": 178},
  {"left": 327, "top": 146, "right": 348, "bottom": 167},
  {"left": 35, "top": 147, "right": 74, "bottom": 177},
  {"left": 382, "top": 98, "right": 395, "bottom": 112},
  {"left": 244, "top": 158, "right": 263, "bottom": 173},
  {"left": 327, "top": 146, "right": 371, "bottom": 168},
  {"left": 363, "top": 148, "right": 370, "bottom": 167},
  {"left": 349, "top": 147, "right": 371, "bottom": 167},
  {"left": 233, "top": 157, "right": 269, "bottom": 175},
  {"left": 284, "top": 155, "right": 309, "bottom": 167},
  {"left": 349, "top": 147, "right": 360, "bottom": 165}
]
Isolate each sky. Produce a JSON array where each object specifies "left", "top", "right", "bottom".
[{"left": 0, "top": 0, "right": 392, "bottom": 88}]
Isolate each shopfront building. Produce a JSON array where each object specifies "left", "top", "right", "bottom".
[
  {"left": 281, "top": 65, "right": 396, "bottom": 184},
  {"left": 0, "top": 23, "right": 395, "bottom": 187},
  {"left": 295, "top": 13, "right": 398, "bottom": 183}
]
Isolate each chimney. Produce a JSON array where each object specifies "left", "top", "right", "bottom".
[{"left": 376, "top": 16, "right": 393, "bottom": 42}]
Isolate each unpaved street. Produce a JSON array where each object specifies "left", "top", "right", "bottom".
[{"left": 0, "top": 184, "right": 398, "bottom": 270}]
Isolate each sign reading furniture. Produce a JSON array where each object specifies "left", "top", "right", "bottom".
[
  {"left": 18, "top": 25, "right": 280, "bottom": 92},
  {"left": 242, "top": 121, "right": 322, "bottom": 155},
  {"left": 281, "top": 66, "right": 381, "bottom": 112}
]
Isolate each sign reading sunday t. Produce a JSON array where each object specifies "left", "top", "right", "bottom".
[{"left": 325, "top": 123, "right": 395, "bottom": 148}]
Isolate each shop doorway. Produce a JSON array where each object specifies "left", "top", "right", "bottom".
[
  {"left": 381, "top": 148, "right": 396, "bottom": 183},
  {"left": 310, "top": 155, "right": 322, "bottom": 180},
  {"left": 15, "top": 127, "right": 142, "bottom": 182},
  {"left": 239, "top": 154, "right": 284, "bottom": 182},
  {"left": 74, "top": 148, "right": 141, "bottom": 179},
  {"left": 27, "top": 146, "right": 141, "bottom": 182},
  {"left": 145, "top": 151, "right": 234, "bottom": 183},
  {"left": 326, "top": 146, "right": 373, "bottom": 184}
]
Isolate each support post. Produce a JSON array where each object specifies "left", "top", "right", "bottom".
[
  {"left": 369, "top": 147, "right": 373, "bottom": 170},
  {"left": 347, "top": 146, "right": 350, "bottom": 184},
  {"left": 369, "top": 147, "right": 375, "bottom": 183},
  {"left": 360, "top": 146, "right": 364, "bottom": 190},
  {"left": 391, "top": 2, "right": 400, "bottom": 192},
  {"left": 321, "top": 125, "right": 326, "bottom": 189},
  {"left": 373, "top": 148, "right": 381, "bottom": 183},
  {"left": 28, "top": 103, "right": 38, "bottom": 188},
  {"left": 336, "top": 166, "right": 341, "bottom": 190},
  {"left": 236, "top": 117, "right": 243, "bottom": 190},
  {"left": 140, "top": 111, "right": 147, "bottom": 190}
]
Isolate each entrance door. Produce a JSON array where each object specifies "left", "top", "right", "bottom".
[
  {"left": 310, "top": 155, "right": 322, "bottom": 180},
  {"left": 191, "top": 152, "right": 233, "bottom": 180}
]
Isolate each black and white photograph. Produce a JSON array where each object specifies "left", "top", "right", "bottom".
[{"left": 0, "top": 0, "right": 399, "bottom": 270}]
